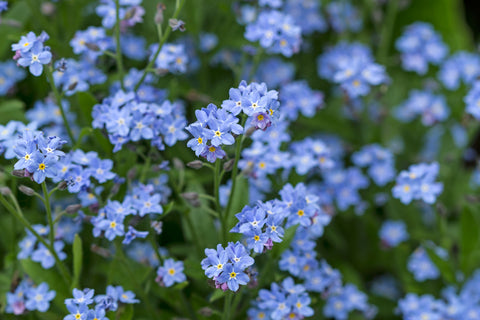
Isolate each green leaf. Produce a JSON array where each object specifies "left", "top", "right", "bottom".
[
  {"left": 208, "top": 289, "right": 226, "bottom": 303},
  {"left": 460, "top": 206, "right": 479, "bottom": 274},
  {"left": 72, "top": 234, "right": 83, "bottom": 290},
  {"left": 74, "top": 127, "right": 93, "bottom": 149},
  {"left": 172, "top": 281, "right": 189, "bottom": 290},
  {"left": 76, "top": 91, "right": 98, "bottom": 124},
  {"left": 271, "top": 225, "right": 299, "bottom": 259},
  {"left": 0, "top": 100, "right": 25, "bottom": 124},
  {"left": 118, "top": 304, "right": 134, "bottom": 320},
  {"left": 226, "top": 175, "right": 249, "bottom": 227}
]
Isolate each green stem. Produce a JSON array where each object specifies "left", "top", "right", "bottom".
[
  {"left": 42, "top": 182, "right": 55, "bottom": 246},
  {"left": 214, "top": 160, "right": 225, "bottom": 243},
  {"left": 140, "top": 156, "right": 151, "bottom": 184},
  {"left": 133, "top": 0, "right": 186, "bottom": 91},
  {"left": 114, "top": 0, "right": 125, "bottom": 89},
  {"left": 180, "top": 290, "right": 198, "bottom": 320},
  {"left": 222, "top": 292, "right": 233, "bottom": 320},
  {"left": 45, "top": 67, "right": 76, "bottom": 145},
  {"left": 0, "top": 193, "right": 71, "bottom": 284},
  {"left": 377, "top": 0, "right": 399, "bottom": 64},
  {"left": 223, "top": 121, "right": 247, "bottom": 239}
]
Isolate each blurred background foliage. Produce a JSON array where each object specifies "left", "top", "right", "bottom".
[{"left": 0, "top": 0, "right": 480, "bottom": 319}]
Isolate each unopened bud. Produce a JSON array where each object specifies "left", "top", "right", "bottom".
[
  {"left": 67, "top": 81, "right": 78, "bottom": 91},
  {"left": 65, "top": 204, "right": 82, "bottom": 214},
  {"left": 0, "top": 187, "right": 12, "bottom": 196},
  {"left": 169, "top": 18, "right": 186, "bottom": 32},
  {"left": 187, "top": 160, "right": 203, "bottom": 169},
  {"left": 90, "top": 244, "right": 112, "bottom": 258},
  {"left": 181, "top": 192, "right": 198, "bottom": 201},
  {"left": 223, "top": 159, "right": 235, "bottom": 172},
  {"left": 85, "top": 42, "right": 100, "bottom": 52},
  {"left": 18, "top": 185, "right": 35, "bottom": 196},
  {"left": 11, "top": 169, "right": 25, "bottom": 177},
  {"left": 154, "top": 3, "right": 166, "bottom": 24},
  {"left": 127, "top": 167, "right": 137, "bottom": 180},
  {"left": 110, "top": 183, "right": 121, "bottom": 196},
  {"left": 41, "top": 2, "right": 56, "bottom": 15},
  {"left": 198, "top": 307, "right": 213, "bottom": 316},
  {"left": 151, "top": 221, "right": 163, "bottom": 234},
  {"left": 245, "top": 126, "right": 256, "bottom": 137},
  {"left": 58, "top": 181, "right": 68, "bottom": 190},
  {"left": 173, "top": 158, "right": 184, "bottom": 171}
]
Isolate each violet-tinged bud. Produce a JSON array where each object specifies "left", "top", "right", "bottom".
[
  {"left": 58, "top": 181, "right": 68, "bottom": 190},
  {"left": 18, "top": 185, "right": 35, "bottom": 196},
  {"left": 245, "top": 126, "right": 257, "bottom": 137},
  {"left": 11, "top": 169, "right": 25, "bottom": 177},
  {"left": 223, "top": 159, "right": 235, "bottom": 172},
  {"left": 66, "top": 204, "right": 82, "bottom": 214},
  {"left": 85, "top": 42, "right": 100, "bottom": 52},
  {"left": 0, "top": 187, "right": 12, "bottom": 196},
  {"left": 41, "top": 2, "right": 56, "bottom": 15},
  {"left": 173, "top": 158, "right": 184, "bottom": 171},
  {"left": 181, "top": 192, "right": 198, "bottom": 201},
  {"left": 154, "top": 3, "right": 166, "bottom": 24},
  {"left": 110, "top": 183, "right": 120, "bottom": 197},
  {"left": 187, "top": 160, "right": 203, "bottom": 169},
  {"left": 90, "top": 244, "right": 112, "bottom": 258},
  {"left": 127, "top": 167, "right": 137, "bottom": 180},
  {"left": 169, "top": 18, "right": 186, "bottom": 32},
  {"left": 198, "top": 308, "right": 213, "bottom": 317},
  {"left": 67, "top": 81, "right": 78, "bottom": 91},
  {"left": 151, "top": 221, "right": 163, "bottom": 234}
]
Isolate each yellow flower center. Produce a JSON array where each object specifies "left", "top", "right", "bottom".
[
  {"left": 229, "top": 271, "right": 237, "bottom": 278},
  {"left": 197, "top": 137, "right": 203, "bottom": 144},
  {"left": 38, "top": 163, "right": 46, "bottom": 170},
  {"left": 217, "top": 263, "right": 223, "bottom": 269},
  {"left": 168, "top": 268, "right": 176, "bottom": 275},
  {"left": 257, "top": 114, "right": 264, "bottom": 121},
  {"left": 254, "top": 235, "right": 260, "bottom": 241},
  {"left": 403, "top": 185, "right": 410, "bottom": 192},
  {"left": 110, "top": 221, "right": 117, "bottom": 228},
  {"left": 23, "top": 42, "right": 30, "bottom": 47},
  {"left": 215, "top": 130, "right": 221, "bottom": 137},
  {"left": 297, "top": 209, "right": 305, "bottom": 217},
  {"left": 24, "top": 154, "right": 30, "bottom": 160},
  {"left": 353, "top": 80, "right": 360, "bottom": 87},
  {"left": 209, "top": 146, "right": 216, "bottom": 152}
]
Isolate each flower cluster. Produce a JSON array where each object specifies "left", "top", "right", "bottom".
[
  {"left": 394, "top": 90, "right": 450, "bottom": 126},
  {"left": 150, "top": 43, "right": 189, "bottom": 74},
  {"left": 245, "top": 10, "right": 301, "bottom": 57},
  {"left": 324, "top": 284, "right": 375, "bottom": 320},
  {"left": 439, "top": 51, "right": 480, "bottom": 90},
  {"left": 352, "top": 144, "right": 395, "bottom": 186},
  {"left": 92, "top": 90, "right": 188, "bottom": 152},
  {"left": 6, "top": 280, "right": 55, "bottom": 315},
  {"left": 12, "top": 31, "right": 52, "bottom": 76},
  {"left": 18, "top": 225, "right": 67, "bottom": 269},
  {"left": 13, "top": 130, "right": 66, "bottom": 184},
  {"left": 96, "top": 0, "right": 144, "bottom": 29},
  {"left": 53, "top": 58, "right": 107, "bottom": 96},
  {"left": 248, "top": 277, "right": 314, "bottom": 320},
  {"left": 64, "top": 286, "right": 139, "bottom": 320},
  {"left": 284, "top": 0, "right": 327, "bottom": 35},
  {"left": 407, "top": 247, "right": 441, "bottom": 281},
  {"left": 92, "top": 183, "right": 164, "bottom": 241},
  {"left": 379, "top": 220, "right": 409, "bottom": 248},
  {"left": 317, "top": 42, "right": 387, "bottom": 98},
  {"left": 392, "top": 162, "right": 443, "bottom": 204},
  {"left": 464, "top": 81, "right": 480, "bottom": 120},
  {"left": 0, "top": 61, "right": 26, "bottom": 95},
  {"left": 398, "top": 270, "right": 480, "bottom": 320},
  {"left": 201, "top": 242, "right": 254, "bottom": 292},
  {"left": 326, "top": 2, "right": 363, "bottom": 33},
  {"left": 279, "top": 81, "right": 324, "bottom": 121},
  {"left": 396, "top": 22, "right": 448, "bottom": 75},
  {"left": 54, "top": 149, "right": 116, "bottom": 194}
]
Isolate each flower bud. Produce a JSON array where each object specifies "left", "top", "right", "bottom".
[
  {"left": 41, "top": 2, "right": 56, "bottom": 15},
  {"left": 58, "top": 181, "right": 68, "bottom": 190},
  {"left": 0, "top": 187, "right": 12, "bottom": 196},
  {"left": 66, "top": 204, "right": 82, "bottom": 214},
  {"left": 127, "top": 167, "right": 137, "bottom": 180},
  {"left": 181, "top": 192, "right": 198, "bottom": 201},
  {"left": 11, "top": 169, "right": 25, "bottom": 177},
  {"left": 187, "top": 160, "right": 203, "bottom": 169},
  {"left": 173, "top": 158, "right": 184, "bottom": 171},
  {"left": 223, "top": 159, "right": 235, "bottom": 172},
  {"left": 245, "top": 126, "right": 256, "bottom": 137},
  {"left": 154, "top": 3, "right": 166, "bottom": 24},
  {"left": 18, "top": 185, "right": 35, "bottom": 196},
  {"left": 85, "top": 42, "right": 100, "bottom": 52}
]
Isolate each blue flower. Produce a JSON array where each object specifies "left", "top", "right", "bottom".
[
  {"left": 216, "top": 264, "right": 249, "bottom": 292},
  {"left": 379, "top": 220, "right": 409, "bottom": 248},
  {"left": 407, "top": 247, "right": 440, "bottom": 281},
  {"left": 31, "top": 241, "right": 67, "bottom": 269},
  {"left": 122, "top": 226, "right": 148, "bottom": 245},
  {"left": 66, "top": 288, "right": 95, "bottom": 306},
  {"left": 25, "top": 283, "right": 55, "bottom": 312},
  {"left": 16, "top": 42, "right": 52, "bottom": 77},
  {"left": 464, "top": 81, "right": 480, "bottom": 120},
  {"left": 64, "top": 302, "right": 89, "bottom": 320},
  {"left": 157, "top": 258, "right": 187, "bottom": 287}
]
